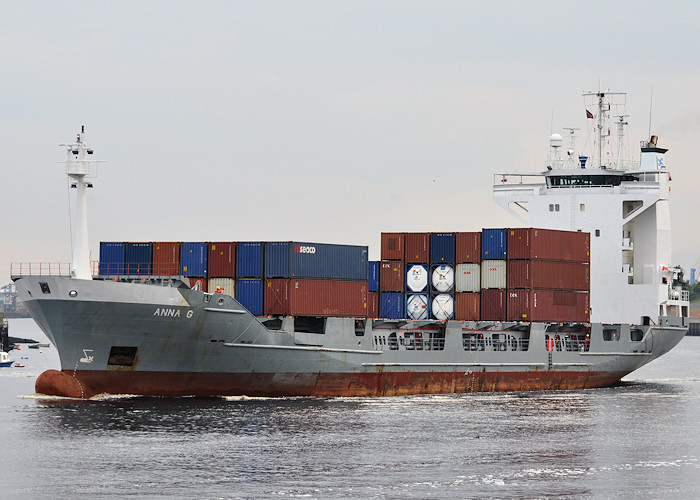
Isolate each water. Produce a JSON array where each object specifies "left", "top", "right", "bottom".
[{"left": 2, "top": 318, "right": 699, "bottom": 498}]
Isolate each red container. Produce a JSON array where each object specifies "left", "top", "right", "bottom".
[
  {"left": 404, "top": 232, "right": 430, "bottom": 263},
  {"left": 456, "top": 232, "right": 481, "bottom": 263},
  {"left": 480, "top": 289, "right": 507, "bottom": 321},
  {"left": 264, "top": 279, "right": 368, "bottom": 317},
  {"left": 507, "top": 289, "right": 589, "bottom": 322},
  {"left": 367, "top": 292, "right": 378, "bottom": 318},
  {"left": 454, "top": 293, "right": 480, "bottom": 321},
  {"left": 208, "top": 242, "right": 236, "bottom": 278},
  {"left": 187, "top": 277, "right": 208, "bottom": 292},
  {"left": 153, "top": 242, "right": 181, "bottom": 276},
  {"left": 507, "top": 228, "right": 590, "bottom": 262},
  {"left": 380, "top": 260, "right": 404, "bottom": 292},
  {"left": 507, "top": 260, "right": 590, "bottom": 290},
  {"left": 381, "top": 233, "right": 405, "bottom": 261}
]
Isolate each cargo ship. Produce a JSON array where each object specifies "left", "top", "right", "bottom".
[{"left": 13, "top": 92, "right": 689, "bottom": 399}]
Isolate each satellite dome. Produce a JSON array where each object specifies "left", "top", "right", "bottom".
[{"left": 549, "top": 133, "right": 563, "bottom": 148}]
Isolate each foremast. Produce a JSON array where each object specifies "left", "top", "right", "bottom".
[{"left": 61, "top": 127, "right": 101, "bottom": 280}]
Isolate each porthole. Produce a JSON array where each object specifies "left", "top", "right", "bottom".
[
  {"left": 218, "top": 298, "right": 225, "bottom": 305},
  {"left": 69, "top": 290, "right": 78, "bottom": 297}
]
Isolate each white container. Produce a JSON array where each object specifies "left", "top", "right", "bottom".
[
  {"left": 431, "top": 294, "right": 454, "bottom": 320},
  {"left": 431, "top": 264, "right": 454, "bottom": 292},
  {"left": 209, "top": 277, "right": 235, "bottom": 296},
  {"left": 406, "top": 293, "right": 429, "bottom": 320},
  {"left": 481, "top": 260, "right": 506, "bottom": 289},
  {"left": 406, "top": 264, "right": 429, "bottom": 292},
  {"left": 455, "top": 263, "right": 480, "bottom": 292}
]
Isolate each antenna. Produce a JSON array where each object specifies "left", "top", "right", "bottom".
[{"left": 648, "top": 85, "right": 654, "bottom": 139}]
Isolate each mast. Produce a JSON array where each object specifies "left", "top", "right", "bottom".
[{"left": 61, "top": 127, "right": 101, "bottom": 280}]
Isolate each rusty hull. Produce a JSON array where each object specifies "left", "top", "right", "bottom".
[{"left": 36, "top": 368, "right": 628, "bottom": 399}]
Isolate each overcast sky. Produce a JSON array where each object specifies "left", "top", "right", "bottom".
[{"left": 3, "top": 1, "right": 700, "bottom": 285}]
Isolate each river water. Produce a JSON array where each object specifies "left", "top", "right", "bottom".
[{"left": 1, "top": 318, "right": 699, "bottom": 498}]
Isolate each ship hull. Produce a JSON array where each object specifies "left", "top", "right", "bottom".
[
  {"left": 35, "top": 368, "right": 631, "bottom": 399},
  {"left": 17, "top": 276, "right": 687, "bottom": 399}
]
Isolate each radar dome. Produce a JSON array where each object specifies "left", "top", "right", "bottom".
[{"left": 549, "top": 133, "right": 563, "bottom": 148}]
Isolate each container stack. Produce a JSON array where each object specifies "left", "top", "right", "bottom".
[
  {"left": 236, "top": 242, "right": 263, "bottom": 315},
  {"left": 97, "top": 227, "right": 590, "bottom": 323},
  {"left": 405, "top": 232, "right": 430, "bottom": 320},
  {"left": 263, "top": 242, "right": 369, "bottom": 317},
  {"left": 454, "top": 232, "right": 481, "bottom": 320},
  {"left": 480, "top": 229, "right": 507, "bottom": 321},
  {"left": 379, "top": 233, "right": 405, "bottom": 319},
  {"left": 506, "top": 228, "right": 590, "bottom": 322},
  {"left": 430, "top": 233, "right": 456, "bottom": 320},
  {"left": 208, "top": 242, "right": 236, "bottom": 296}
]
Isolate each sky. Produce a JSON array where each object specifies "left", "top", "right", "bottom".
[{"left": 3, "top": 1, "right": 700, "bottom": 286}]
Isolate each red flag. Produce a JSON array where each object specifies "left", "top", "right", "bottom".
[{"left": 586, "top": 110, "right": 594, "bottom": 119}]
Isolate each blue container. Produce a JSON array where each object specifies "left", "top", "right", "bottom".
[
  {"left": 368, "top": 261, "right": 379, "bottom": 292},
  {"left": 379, "top": 292, "right": 404, "bottom": 319},
  {"left": 264, "top": 242, "right": 292, "bottom": 278},
  {"left": 265, "top": 241, "right": 368, "bottom": 280},
  {"left": 236, "top": 279, "right": 263, "bottom": 316},
  {"left": 125, "top": 242, "right": 152, "bottom": 275},
  {"left": 181, "top": 242, "right": 208, "bottom": 277},
  {"left": 482, "top": 228, "right": 507, "bottom": 259},
  {"left": 430, "top": 233, "right": 456, "bottom": 264},
  {"left": 99, "top": 242, "right": 124, "bottom": 275},
  {"left": 237, "top": 242, "right": 263, "bottom": 278}
]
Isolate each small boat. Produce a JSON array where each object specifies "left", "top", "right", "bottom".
[
  {"left": 27, "top": 344, "right": 40, "bottom": 349},
  {"left": 0, "top": 351, "right": 14, "bottom": 367},
  {"left": 39, "top": 343, "right": 51, "bottom": 348}
]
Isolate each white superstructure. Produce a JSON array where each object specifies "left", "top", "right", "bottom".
[{"left": 493, "top": 91, "right": 688, "bottom": 326}]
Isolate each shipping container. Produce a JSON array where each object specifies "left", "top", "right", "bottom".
[
  {"left": 406, "top": 263, "right": 429, "bottom": 292},
  {"left": 367, "top": 292, "right": 379, "bottom": 318},
  {"left": 236, "top": 278, "right": 263, "bottom": 316},
  {"left": 99, "top": 242, "right": 124, "bottom": 275},
  {"left": 456, "top": 232, "right": 481, "bottom": 263},
  {"left": 507, "top": 260, "right": 590, "bottom": 290},
  {"left": 368, "top": 261, "right": 379, "bottom": 292},
  {"left": 431, "top": 264, "right": 455, "bottom": 292},
  {"left": 455, "top": 263, "right": 480, "bottom": 292},
  {"left": 481, "top": 289, "right": 507, "bottom": 321},
  {"left": 431, "top": 293, "right": 454, "bottom": 320},
  {"left": 208, "top": 242, "right": 236, "bottom": 278},
  {"left": 404, "top": 232, "right": 430, "bottom": 263},
  {"left": 381, "top": 232, "right": 405, "bottom": 261},
  {"left": 507, "top": 228, "right": 590, "bottom": 262},
  {"left": 153, "top": 242, "right": 180, "bottom": 276},
  {"left": 379, "top": 292, "right": 404, "bottom": 318},
  {"left": 181, "top": 242, "right": 208, "bottom": 277},
  {"left": 265, "top": 241, "right": 367, "bottom": 280},
  {"left": 455, "top": 263, "right": 481, "bottom": 293},
  {"left": 187, "top": 277, "right": 208, "bottom": 292},
  {"left": 125, "top": 242, "right": 152, "bottom": 275},
  {"left": 264, "top": 279, "right": 368, "bottom": 317},
  {"left": 380, "top": 260, "right": 404, "bottom": 292},
  {"left": 507, "top": 289, "right": 590, "bottom": 322},
  {"left": 482, "top": 228, "right": 507, "bottom": 259},
  {"left": 406, "top": 293, "right": 429, "bottom": 320},
  {"left": 454, "top": 293, "right": 480, "bottom": 321},
  {"left": 430, "top": 233, "right": 456, "bottom": 264},
  {"left": 481, "top": 260, "right": 507, "bottom": 289},
  {"left": 237, "top": 242, "right": 263, "bottom": 278},
  {"left": 209, "top": 277, "right": 235, "bottom": 296}
]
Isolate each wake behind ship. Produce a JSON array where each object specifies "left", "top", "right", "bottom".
[{"left": 13, "top": 93, "right": 689, "bottom": 399}]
